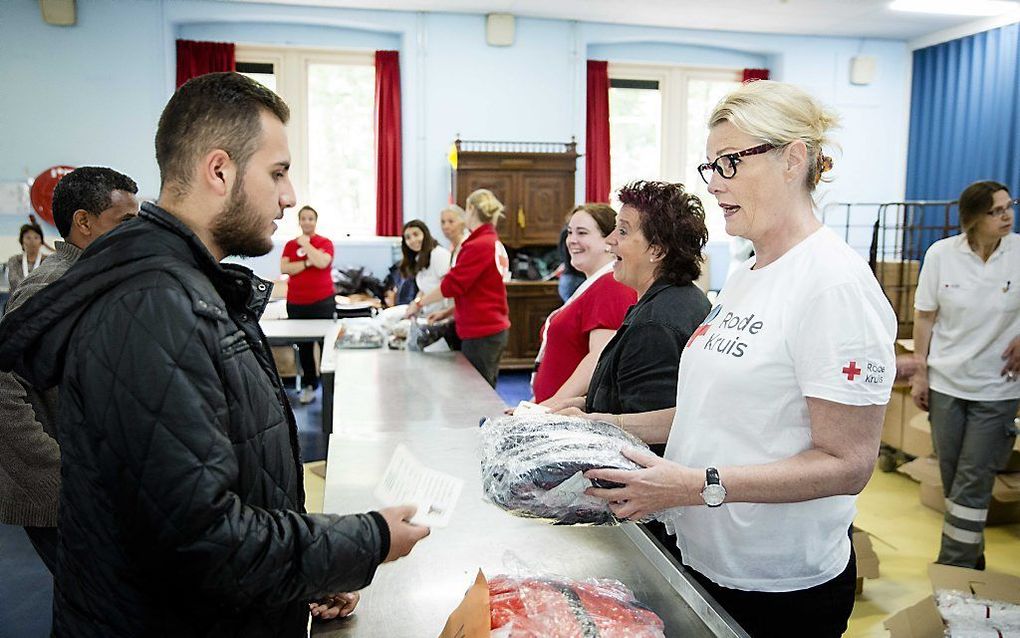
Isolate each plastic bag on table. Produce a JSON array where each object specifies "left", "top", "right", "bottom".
[
  {"left": 489, "top": 574, "right": 665, "bottom": 638},
  {"left": 334, "top": 318, "right": 386, "bottom": 349},
  {"left": 480, "top": 414, "right": 653, "bottom": 525}
]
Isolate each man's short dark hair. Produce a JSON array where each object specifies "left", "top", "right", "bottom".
[
  {"left": 155, "top": 72, "right": 290, "bottom": 198},
  {"left": 52, "top": 167, "right": 139, "bottom": 238}
]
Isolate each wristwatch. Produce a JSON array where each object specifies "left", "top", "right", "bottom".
[{"left": 700, "top": 467, "right": 726, "bottom": 507}]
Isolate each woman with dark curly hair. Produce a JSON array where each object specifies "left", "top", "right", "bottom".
[{"left": 558, "top": 181, "right": 711, "bottom": 443}]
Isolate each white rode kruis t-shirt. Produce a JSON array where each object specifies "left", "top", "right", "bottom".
[{"left": 661, "top": 226, "right": 896, "bottom": 592}]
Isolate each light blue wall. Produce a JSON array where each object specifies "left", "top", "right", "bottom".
[
  {"left": 588, "top": 42, "right": 767, "bottom": 69},
  {"left": 178, "top": 22, "right": 400, "bottom": 51},
  {"left": 1, "top": 1, "right": 912, "bottom": 285}
]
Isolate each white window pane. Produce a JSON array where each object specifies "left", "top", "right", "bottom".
[
  {"left": 685, "top": 78, "right": 741, "bottom": 242},
  {"left": 306, "top": 63, "right": 376, "bottom": 238},
  {"left": 238, "top": 71, "right": 277, "bottom": 93},
  {"left": 609, "top": 86, "right": 661, "bottom": 202}
]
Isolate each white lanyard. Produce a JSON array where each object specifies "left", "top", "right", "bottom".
[
  {"left": 535, "top": 259, "right": 616, "bottom": 365},
  {"left": 21, "top": 252, "right": 41, "bottom": 278}
]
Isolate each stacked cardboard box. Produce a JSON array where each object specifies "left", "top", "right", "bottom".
[
  {"left": 898, "top": 455, "right": 1020, "bottom": 525},
  {"left": 876, "top": 260, "right": 920, "bottom": 340}
]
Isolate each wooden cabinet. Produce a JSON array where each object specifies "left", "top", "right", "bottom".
[
  {"left": 451, "top": 140, "right": 579, "bottom": 248},
  {"left": 502, "top": 281, "right": 562, "bottom": 370}
]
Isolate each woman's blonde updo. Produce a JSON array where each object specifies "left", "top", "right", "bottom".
[
  {"left": 466, "top": 189, "right": 505, "bottom": 225},
  {"left": 709, "top": 80, "right": 839, "bottom": 191}
]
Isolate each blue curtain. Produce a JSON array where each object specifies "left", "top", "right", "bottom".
[{"left": 905, "top": 22, "right": 1020, "bottom": 254}]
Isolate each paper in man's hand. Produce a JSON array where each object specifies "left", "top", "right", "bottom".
[{"left": 375, "top": 444, "right": 464, "bottom": 528}]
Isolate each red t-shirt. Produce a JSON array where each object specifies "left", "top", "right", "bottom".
[
  {"left": 531, "top": 272, "right": 636, "bottom": 403},
  {"left": 282, "top": 234, "right": 334, "bottom": 305},
  {"left": 439, "top": 224, "right": 511, "bottom": 340}
]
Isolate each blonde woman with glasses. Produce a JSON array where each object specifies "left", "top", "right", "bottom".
[{"left": 582, "top": 81, "right": 897, "bottom": 637}]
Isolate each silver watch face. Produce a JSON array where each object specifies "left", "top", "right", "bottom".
[{"left": 702, "top": 483, "right": 726, "bottom": 507}]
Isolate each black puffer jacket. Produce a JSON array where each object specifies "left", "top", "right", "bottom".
[{"left": 0, "top": 203, "right": 389, "bottom": 637}]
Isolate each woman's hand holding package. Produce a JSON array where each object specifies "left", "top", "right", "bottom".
[{"left": 584, "top": 448, "right": 700, "bottom": 520}]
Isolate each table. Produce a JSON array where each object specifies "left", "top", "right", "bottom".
[
  {"left": 260, "top": 318, "right": 339, "bottom": 432},
  {"left": 314, "top": 349, "right": 749, "bottom": 637},
  {"left": 260, "top": 318, "right": 339, "bottom": 345}
]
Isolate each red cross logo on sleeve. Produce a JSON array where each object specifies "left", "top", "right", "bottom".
[{"left": 842, "top": 361, "right": 862, "bottom": 381}]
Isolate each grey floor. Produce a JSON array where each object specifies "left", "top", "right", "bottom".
[{"left": 0, "top": 371, "right": 531, "bottom": 636}]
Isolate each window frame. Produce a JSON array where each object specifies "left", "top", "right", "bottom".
[
  {"left": 608, "top": 62, "right": 742, "bottom": 241},
  {"left": 235, "top": 44, "right": 377, "bottom": 239}
]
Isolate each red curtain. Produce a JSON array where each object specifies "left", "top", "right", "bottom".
[
  {"left": 375, "top": 51, "right": 403, "bottom": 237},
  {"left": 585, "top": 60, "right": 611, "bottom": 203},
  {"left": 742, "top": 68, "right": 770, "bottom": 83},
  {"left": 176, "top": 39, "right": 235, "bottom": 88}
]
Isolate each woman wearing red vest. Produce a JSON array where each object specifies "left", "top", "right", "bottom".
[
  {"left": 408, "top": 189, "right": 510, "bottom": 387},
  {"left": 280, "top": 205, "right": 335, "bottom": 404}
]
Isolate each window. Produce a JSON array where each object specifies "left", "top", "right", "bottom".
[
  {"left": 236, "top": 46, "right": 376, "bottom": 239},
  {"left": 609, "top": 64, "right": 741, "bottom": 241}
]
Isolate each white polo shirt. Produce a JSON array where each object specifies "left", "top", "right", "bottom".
[
  {"left": 915, "top": 233, "right": 1020, "bottom": 401},
  {"left": 660, "top": 226, "right": 897, "bottom": 592}
]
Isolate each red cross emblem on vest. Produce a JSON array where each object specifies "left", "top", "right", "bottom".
[{"left": 842, "top": 361, "right": 862, "bottom": 381}]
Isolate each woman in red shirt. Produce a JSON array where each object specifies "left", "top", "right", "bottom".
[
  {"left": 280, "top": 205, "right": 335, "bottom": 404},
  {"left": 407, "top": 189, "right": 511, "bottom": 388},
  {"left": 532, "top": 204, "right": 636, "bottom": 407}
]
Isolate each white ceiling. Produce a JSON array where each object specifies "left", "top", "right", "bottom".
[{"left": 233, "top": 0, "right": 1020, "bottom": 40}]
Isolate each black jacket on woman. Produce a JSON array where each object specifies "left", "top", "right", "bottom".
[
  {"left": 0, "top": 203, "right": 388, "bottom": 637},
  {"left": 586, "top": 279, "right": 711, "bottom": 418}
]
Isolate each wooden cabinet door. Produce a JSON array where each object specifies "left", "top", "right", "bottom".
[
  {"left": 518, "top": 172, "right": 571, "bottom": 245},
  {"left": 502, "top": 282, "right": 562, "bottom": 369},
  {"left": 457, "top": 171, "right": 518, "bottom": 244}
]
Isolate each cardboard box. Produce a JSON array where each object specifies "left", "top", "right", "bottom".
[
  {"left": 876, "top": 260, "right": 920, "bottom": 340},
  {"left": 853, "top": 527, "right": 880, "bottom": 595},
  {"left": 901, "top": 411, "right": 933, "bottom": 459},
  {"left": 1005, "top": 416, "right": 1020, "bottom": 472},
  {"left": 899, "top": 457, "right": 1020, "bottom": 525},
  {"left": 885, "top": 565, "right": 1020, "bottom": 637}
]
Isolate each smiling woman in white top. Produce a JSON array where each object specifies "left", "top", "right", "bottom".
[
  {"left": 399, "top": 219, "right": 451, "bottom": 316},
  {"left": 582, "top": 81, "right": 896, "bottom": 638},
  {"left": 911, "top": 180, "right": 1020, "bottom": 570}
]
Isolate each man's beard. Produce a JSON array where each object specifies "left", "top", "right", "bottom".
[{"left": 211, "top": 179, "right": 275, "bottom": 258}]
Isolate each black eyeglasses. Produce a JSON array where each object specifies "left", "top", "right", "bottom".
[
  {"left": 698, "top": 143, "right": 775, "bottom": 184},
  {"left": 986, "top": 199, "right": 1019, "bottom": 216}
]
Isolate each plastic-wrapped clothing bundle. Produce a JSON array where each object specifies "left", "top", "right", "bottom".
[
  {"left": 481, "top": 414, "right": 652, "bottom": 525},
  {"left": 489, "top": 575, "right": 665, "bottom": 638},
  {"left": 335, "top": 318, "right": 386, "bottom": 349},
  {"left": 936, "top": 589, "right": 1020, "bottom": 637}
]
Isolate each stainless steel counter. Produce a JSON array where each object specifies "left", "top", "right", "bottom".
[{"left": 315, "top": 349, "right": 748, "bottom": 637}]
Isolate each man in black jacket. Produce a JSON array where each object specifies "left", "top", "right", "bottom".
[{"left": 0, "top": 72, "right": 428, "bottom": 637}]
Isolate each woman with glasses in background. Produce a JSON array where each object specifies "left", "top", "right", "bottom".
[
  {"left": 582, "top": 81, "right": 897, "bottom": 637},
  {"left": 911, "top": 181, "right": 1020, "bottom": 571}
]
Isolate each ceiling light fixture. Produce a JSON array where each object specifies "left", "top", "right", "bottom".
[{"left": 889, "top": 0, "right": 1020, "bottom": 17}]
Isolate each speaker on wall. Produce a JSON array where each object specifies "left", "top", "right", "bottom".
[
  {"left": 39, "top": 0, "right": 76, "bottom": 26},
  {"left": 850, "top": 55, "right": 877, "bottom": 86},
  {"left": 486, "top": 14, "right": 515, "bottom": 47}
]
